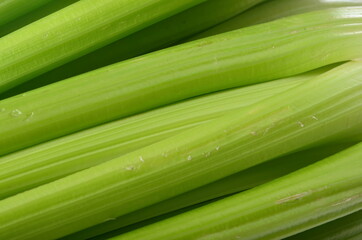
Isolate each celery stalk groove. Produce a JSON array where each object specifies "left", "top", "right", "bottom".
[
  {"left": 1, "top": 7, "right": 362, "bottom": 156},
  {"left": 191, "top": 0, "right": 362, "bottom": 40},
  {"left": 0, "top": 71, "right": 320, "bottom": 199},
  {"left": 0, "top": 0, "right": 267, "bottom": 98},
  {"left": 64, "top": 143, "right": 353, "bottom": 240},
  {"left": 111, "top": 143, "right": 362, "bottom": 240},
  {"left": 0, "top": 0, "right": 53, "bottom": 27},
  {"left": 0, "top": 61, "right": 360, "bottom": 239},
  {"left": 0, "top": 0, "right": 206, "bottom": 92}
]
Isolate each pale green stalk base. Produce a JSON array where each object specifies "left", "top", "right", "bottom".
[
  {"left": 111, "top": 143, "right": 362, "bottom": 240},
  {"left": 0, "top": 0, "right": 266, "bottom": 99},
  {"left": 1, "top": 7, "right": 362, "bottom": 156},
  {"left": 0, "top": 61, "right": 360, "bottom": 239}
]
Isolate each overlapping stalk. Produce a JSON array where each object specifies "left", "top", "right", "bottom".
[
  {"left": 111, "top": 142, "right": 362, "bottom": 240},
  {"left": 191, "top": 0, "right": 362, "bottom": 40},
  {"left": 0, "top": 0, "right": 54, "bottom": 27},
  {"left": 65, "top": 143, "right": 353, "bottom": 240},
  {"left": 0, "top": 69, "right": 323, "bottom": 199},
  {"left": 0, "top": 0, "right": 266, "bottom": 99},
  {"left": 0, "top": 0, "right": 206, "bottom": 93},
  {"left": 0, "top": 60, "right": 360, "bottom": 239},
  {"left": 1, "top": 7, "right": 362, "bottom": 156}
]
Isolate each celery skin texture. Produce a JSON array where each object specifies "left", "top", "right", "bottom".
[
  {"left": 64, "top": 143, "right": 353, "bottom": 240},
  {"left": 287, "top": 210, "right": 362, "bottom": 240},
  {"left": 0, "top": 61, "right": 361, "bottom": 239},
  {"left": 111, "top": 142, "right": 362, "bottom": 240},
  {"left": 1, "top": 7, "right": 362, "bottom": 156},
  {"left": 0, "top": 71, "right": 320, "bottom": 200},
  {"left": 0, "top": 0, "right": 53, "bottom": 27},
  {"left": 0, "top": 0, "right": 79, "bottom": 38},
  {"left": 0, "top": 0, "right": 266, "bottom": 98},
  {"left": 0, "top": 0, "right": 206, "bottom": 92},
  {"left": 191, "top": 0, "right": 362, "bottom": 40}
]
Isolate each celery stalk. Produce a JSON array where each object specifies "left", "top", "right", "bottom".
[
  {"left": 0, "top": 0, "right": 53, "bottom": 27},
  {"left": 64, "top": 143, "right": 353, "bottom": 240},
  {"left": 190, "top": 0, "right": 362, "bottom": 41},
  {"left": 111, "top": 142, "right": 362, "bottom": 240},
  {"left": 0, "top": 0, "right": 206, "bottom": 93},
  {"left": 0, "top": 0, "right": 79, "bottom": 38},
  {"left": 0, "top": 0, "right": 267, "bottom": 99},
  {"left": 287, "top": 210, "right": 362, "bottom": 240},
  {"left": 0, "top": 70, "right": 322, "bottom": 200},
  {"left": 0, "top": 60, "right": 360, "bottom": 239},
  {"left": 1, "top": 7, "right": 362, "bottom": 156}
]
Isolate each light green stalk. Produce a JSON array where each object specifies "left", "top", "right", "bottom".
[
  {"left": 0, "top": 0, "right": 79, "bottom": 38},
  {"left": 0, "top": 0, "right": 266, "bottom": 99},
  {"left": 287, "top": 210, "right": 362, "bottom": 240},
  {"left": 0, "top": 60, "right": 360, "bottom": 240},
  {"left": 1, "top": 7, "right": 362, "bottom": 156},
  {"left": 0, "top": 0, "right": 206, "bottom": 93},
  {"left": 64, "top": 143, "right": 353, "bottom": 240},
  {"left": 191, "top": 0, "right": 362, "bottom": 40},
  {"left": 0, "top": 70, "right": 322, "bottom": 200},
  {"left": 111, "top": 142, "right": 362, "bottom": 240},
  {"left": 0, "top": 0, "right": 54, "bottom": 27}
]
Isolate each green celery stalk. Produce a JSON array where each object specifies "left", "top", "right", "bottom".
[
  {"left": 287, "top": 210, "right": 362, "bottom": 240},
  {"left": 64, "top": 143, "right": 353, "bottom": 240},
  {"left": 190, "top": 0, "right": 362, "bottom": 40},
  {"left": 0, "top": 0, "right": 206, "bottom": 93},
  {"left": 111, "top": 142, "right": 362, "bottom": 240},
  {"left": 0, "top": 0, "right": 267, "bottom": 99},
  {"left": 0, "top": 0, "right": 79, "bottom": 38},
  {"left": 0, "top": 69, "right": 324, "bottom": 200},
  {"left": 0, "top": 0, "right": 54, "bottom": 27},
  {"left": 1, "top": 7, "right": 362, "bottom": 156},
  {"left": 0, "top": 60, "right": 360, "bottom": 239}
]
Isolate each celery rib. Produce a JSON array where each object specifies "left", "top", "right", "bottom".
[
  {"left": 64, "top": 143, "right": 353, "bottom": 240},
  {"left": 0, "top": 0, "right": 267, "bottom": 99},
  {"left": 0, "top": 71, "right": 320, "bottom": 200},
  {"left": 0, "top": 0, "right": 54, "bottom": 27},
  {"left": 0, "top": 61, "right": 360, "bottom": 239},
  {"left": 1, "top": 7, "right": 362, "bottom": 156},
  {"left": 0, "top": 0, "right": 79, "bottom": 38},
  {"left": 110, "top": 142, "right": 362, "bottom": 240},
  {"left": 0, "top": 0, "right": 206, "bottom": 93},
  {"left": 190, "top": 0, "right": 362, "bottom": 41},
  {"left": 287, "top": 210, "right": 362, "bottom": 240}
]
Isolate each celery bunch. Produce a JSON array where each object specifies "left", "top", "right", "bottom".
[{"left": 0, "top": 1, "right": 361, "bottom": 240}]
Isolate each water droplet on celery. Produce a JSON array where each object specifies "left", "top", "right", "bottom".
[
  {"left": 10, "top": 109, "right": 23, "bottom": 117},
  {"left": 125, "top": 166, "right": 135, "bottom": 171},
  {"left": 297, "top": 121, "right": 305, "bottom": 128},
  {"left": 187, "top": 155, "right": 192, "bottom": 161},
  {"left": 139, "top": 156, "right": 144, "bottom": 162},
  {"left": 25, "top": 112, "right": 34, "bottom": 122}
]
